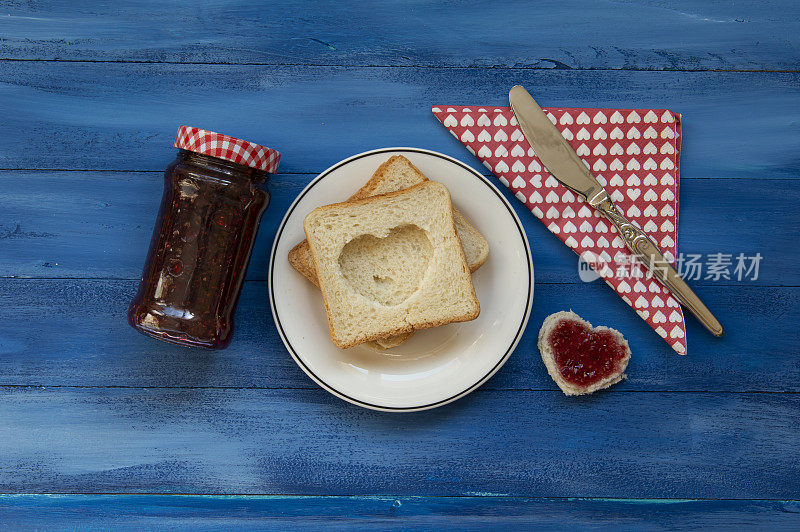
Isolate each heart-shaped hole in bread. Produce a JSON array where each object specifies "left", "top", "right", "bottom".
[{"left": 338, "top": 224, "right": 433, "bottom": 306}]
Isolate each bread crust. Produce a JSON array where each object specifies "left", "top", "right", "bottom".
[
  {"left": 304, "top": 182, "right": 480, "bottom": 349},
  {"left": 537, "top": 310, "right": 630, "bottom": 396},
  {"left": 350, "top": 155, "right": 414, "bottom": 200},
  {"left": 288, "top": 241, "right": 319, "bottom": 287}
]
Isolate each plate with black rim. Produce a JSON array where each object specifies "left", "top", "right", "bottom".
[{"left": 269, "top": 148, "right": 533, "bottom": 412}]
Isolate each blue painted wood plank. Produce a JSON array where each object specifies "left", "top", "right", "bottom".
[
  {"left": 0, "top": 1, "right": 798, "bottom": 71},
  {"left": 0, "top": 495, "right": 798, "bottom": 531},
  {"left": 0, "top": 64, "right": 798, "bottom": 177},
  {"left": 0, "top": 172, "right": 794, "bottom": 286},
  {"left": 0, "top": 1, "right": 797, "bottom": 509},
  {"left": 0, "top": 279, "right": 796, "bottom": 391},
  {"left": 0, "top": 387, "right": 796, "bottom": 497}
]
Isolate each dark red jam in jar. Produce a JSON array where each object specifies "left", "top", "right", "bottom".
[{"left": 128, "top": 126, "right": 280, "bottom": 349}]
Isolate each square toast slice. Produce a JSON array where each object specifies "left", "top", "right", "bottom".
[
  {"left": 303, "top": 181, "right": 480, "bottom": 349},
  {"left": 289, "top": 155, "right": 488, "bottom": 349}
]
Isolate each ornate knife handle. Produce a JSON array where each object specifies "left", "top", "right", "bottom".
[{"left": 592, "top": 193, "right": 724, "bottom": 337}]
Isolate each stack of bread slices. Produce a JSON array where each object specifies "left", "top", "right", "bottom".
[{"left": 290, "top": 155, "right": 488, "bottom": 349}]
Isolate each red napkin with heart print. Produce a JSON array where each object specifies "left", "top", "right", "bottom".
[{"left": 433, "top": 105, "right": 687, "bottom": 354}]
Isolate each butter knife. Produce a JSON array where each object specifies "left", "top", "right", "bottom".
[{"left": 509, "top": 85, "right": 723, "bottom": 337}]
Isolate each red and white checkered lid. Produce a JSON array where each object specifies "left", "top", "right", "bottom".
[{"left": 174, "top": 126, "right": 280, "bottom": 173}]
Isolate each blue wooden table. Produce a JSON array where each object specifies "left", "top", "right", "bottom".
[{"left": 1, "top": 1, "right": 798, "bottom": 529}]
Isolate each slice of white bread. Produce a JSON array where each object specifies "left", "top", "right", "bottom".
[
  {"left": 289, "top": 155, "right": 488, "bottom": 349},
  {"left": 538, "top": 310, "right": 631, "bottom": 396},
  {"left": 304, "top": 181, "right": 480, "bottom": 349}
]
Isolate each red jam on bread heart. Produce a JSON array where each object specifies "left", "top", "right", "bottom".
[{"left": 538, "top": 310, "right": 631, "bottom": 396}]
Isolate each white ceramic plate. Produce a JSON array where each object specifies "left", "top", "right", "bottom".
[{"left": 269, "top": 148, "right": 533, "bottom": 411}]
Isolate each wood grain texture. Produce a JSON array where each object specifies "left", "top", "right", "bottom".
[
  {"left": 0, "top": 0, "right": 797, "bottom": 71},
  {"left": 1, "top": 495, "right": 798, "bottom": 530},
  {"left": 0, "top": 387, "right": 797, "bottom": 498},
  {"left": 0, "top": 172, "right": 795, "bottom": 286},
  {"left": 1, "top": 0, "right": 798, "bottom": 520},
  {"left": 1, "top": 63, "right": 798, "bottom": 177},
  {"left": 0, "top": 280, "right": 796, "bottom": 391}
]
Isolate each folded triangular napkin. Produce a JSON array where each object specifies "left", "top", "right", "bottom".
[{"left": 434, "top": 105, "right": 687, "bottom": 354}]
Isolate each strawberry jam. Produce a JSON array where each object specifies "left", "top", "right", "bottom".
[
  {"left": 547, "top": 318, "right": 629, "bottom": 387},
  {"left": 128, "top": 127, "right": 280, "bottom": 349}
]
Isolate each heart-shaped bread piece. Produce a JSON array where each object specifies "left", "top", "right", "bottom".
[{"left": 538, "top": 310, "right": 631, "bottom": 396}]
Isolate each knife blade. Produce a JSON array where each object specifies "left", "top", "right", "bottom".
[{"left": 509, "top": 85, "right": 723, "bottom": 337}]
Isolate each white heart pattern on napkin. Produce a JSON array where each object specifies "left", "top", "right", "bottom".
[{"left": 433, "top": 105, "right": 687, "bottom": 354}]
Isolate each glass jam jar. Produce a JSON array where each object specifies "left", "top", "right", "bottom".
[{"left": 128, "top": 126, "right": 280, "bottom": 349}]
